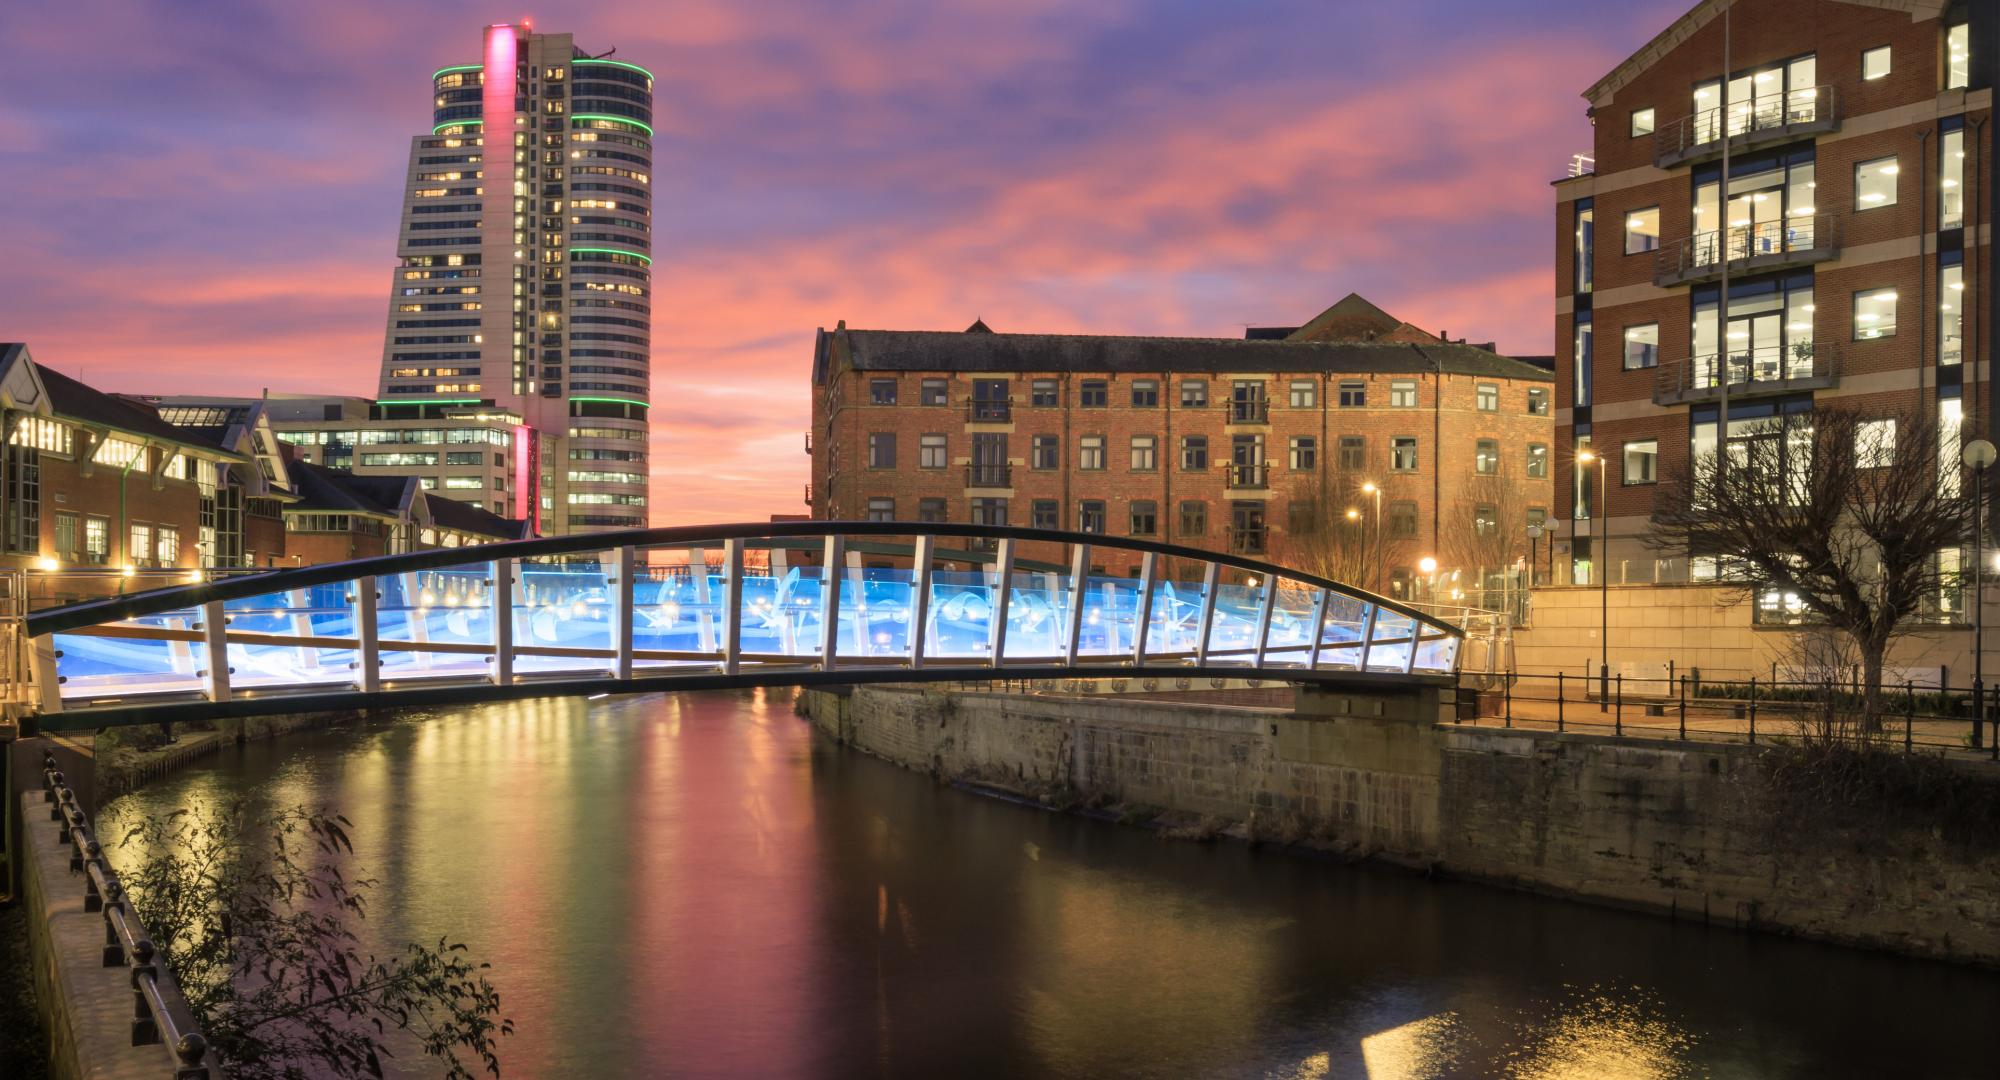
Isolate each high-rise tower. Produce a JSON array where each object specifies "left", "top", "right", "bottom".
[{"left": 378, "top": 23, "right": 653, "bottom": 535}]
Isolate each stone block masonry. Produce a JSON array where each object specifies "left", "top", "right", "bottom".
[{"left": 804, "top": 685, "right": 2000, "bottom": 967}]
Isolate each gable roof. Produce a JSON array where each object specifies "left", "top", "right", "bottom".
[
  {"left": 1583, "top": 0, "right": 1947, "bottom": 107},
  {"left": 35, "top": 364, "right": 232, "bottom": 451},
  {"left": 288, "top": 461, "right": 416, "bottom": 518},
  {"left": 421, "top": 492, "right": 532, "bottom": 540},
  {"left": 1283, "top": 292, "right": 1404, "bottom": 341}
]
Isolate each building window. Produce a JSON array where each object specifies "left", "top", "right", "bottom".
[
  {"left": 1630, "top": 107, "right": 1654, "bottom": 136},
  {"left": 1624, "top": 207, "right": 1659, "bottom": 253},
  {"left": 1032, "top": 434, "right": 1060, "bottom": 470},
  {"left": 1289, "top": 436, "right": 1317, "bottom": 471},
  {"left": 971, "top": 497, "right": 1008, "bottom": 528},
  {"left": 1861, "top": 45, "right": 1891, "bottom": 81},
  {"left": 920, "top": 378, "right": 948, "bottom": 406},
  {"left": 1079, "top": 435, "right": 1105, "bottom": 470},
  {"left": 1391, "top": 380, "right": 1417, "bottom": 408},
  {"left": 1855, "top": 156, "right": 1898, "bottom": 208},
  {"left": 1623, "top": 323, "right": 1659, "bottom": 369},
  {"left": 918, "top": 497, "right": 947, "bottom": 523},
  {"left": 1624, "top": 439, "right": 1658, "bottom": 485},
  {"left": 1527, "top": 387, "right": 1550, "bottom": 415},
  {"left": 1574, "top": 202, "right": 1594, "bottom": 295},
  {"left": 127, "top": 523, "right": 150, "bottom": 567},
  {"left": 869, "top": 379, "right": 897, "bottom": 405},
  {"left": 1388, "top": 501, "right": 1417, "bottom": 538},
  {"left": 919, "top": 434, "right": 947, "bottom": 469},
  {"left": 1942, "top": 129, "right": 1965, "bottom": 230},
  {"left": 1078, "top": 500, "right": 1106, "bottom": 534},
  {"left": 1338, "top": 436, "right": 1366, "bottom": 470},
  {"left": 1031, "top": 379, "right": 1059, "bottom": 407},
  {"left": 1181, "top": 435, "right": 1209, "bottom": 471},
  {"left": 1031, "top": 500, "right": 1059, "bottom": 530},
  {"left": 1854, "top": 288, "right": 1898, "bottom": 339},
  {"left": 1391, "top": 437, "right": 1418, "bottom": 472},
  {"left": 866, "top": 497, "right": 894, "bottom": 521},
  {"left": 1856, "top": 419, "right": 1896, "bottom": 468},
  {"left": 1942, "top": 263, "right": 1964, "bottom": 365},
  {"left": 1573, "top": 318, "right": 1593, "bottom": 407},
  {"left": 1178, "top": 501, "right": 1206, "bottom": 537},
  {"left": 1079, "top": 380, "right": 1108, "bottom": 408},
  {"left": 1286, "top": 500, "right": 1316, "bottom": 535},
  {"left": 1289, "top": 380, "right": 1317, "bottom": 408},
  {"left": 1947, "top": 23, "right": 1968, "bottom": 90},
  {"left": 1338, "top": 381, "right": 1366, "bottom": 408},
  {"left": 1475, "top": 383, "right": 1499, "bottom": 411},
  {"left": 1129, "top": 500, "right": 1158, "bottom": 536},
  {"left": 1474, "top": 439, "right": 1498, "bottom": 474},
  {"left": 1131, "top": 379, "right": 1159, "bottom": 408},
  {"left": 1130, "top": 435, "right": 1157, "bottom": 471},
  {"left": 2, "top": 439, "right": 37, "bottom": 555},
  {"left": 1474, "top": 505, "right": 1498, "bottom": 538},
  {"left": 53, "top": 511, "right": 78, "bottom": 561},
  {"left": 868, "top": 432, "right": 895, "bottom": 468},
  {"left": 1180, "top": 380, "right": 1208, "bottom": 407},
  {"left": 84, "top": 515, "right": 109, "bottom": 564},
  {"left": 1527, "top": 443, "right": 1549, "bottom": 478}
]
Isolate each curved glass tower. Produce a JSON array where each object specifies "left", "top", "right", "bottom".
[{"left": 378, "top": 24, "right": 653, "bottom": 535}]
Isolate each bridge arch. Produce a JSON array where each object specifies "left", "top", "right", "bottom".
[{"left": 24, "top": 522, "right": 1463, "bottom": 730}]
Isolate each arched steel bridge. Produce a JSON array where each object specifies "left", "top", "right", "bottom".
[{"left": 23, "top": 522, "right": 1464, "bottom": 732}]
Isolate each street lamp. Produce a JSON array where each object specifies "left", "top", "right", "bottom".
[
  {"left": 1361, "top": 481, "right": 1383, "bottom": 592},
  {"left": 1526, "top": 523, "right": 1544, "bottom": 587},
  {"left": 1344, "top": 507, "right": 1361, "bottom": 522},
  {"left": 1578, "top": 447, "right": 1609, "bottom": 710},
  {"left": 1965, "top": 437, "right": 1996, "bottom": 747}
]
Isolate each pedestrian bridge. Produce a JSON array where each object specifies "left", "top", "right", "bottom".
[{"left": 24, "top": 523, "right": 1464, "bottom": 731}]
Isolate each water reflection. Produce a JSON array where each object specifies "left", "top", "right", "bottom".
[{"left": 105, "top": 692, "right": 2000, "bottom": 1079}]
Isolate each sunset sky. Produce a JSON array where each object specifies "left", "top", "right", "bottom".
[{"left": 0, "top": 0, "right": 1684, "bottom": 523}]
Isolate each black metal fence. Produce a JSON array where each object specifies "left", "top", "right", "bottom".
[
  {"left": 1459, "top": 673, "right": 2000, "bottom": 758},
  {"left": 41, "top": 753, "right": 213, "bottom": 1078}
]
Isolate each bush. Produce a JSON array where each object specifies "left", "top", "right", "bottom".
[
  {"left": 115, "top": 799, "right": 512, "bottom": 1079},
  {"left": 1759, "top": 741, "right": 2000, "bottom": 855}
]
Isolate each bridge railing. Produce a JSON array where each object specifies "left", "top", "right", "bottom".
[{"left": 27, "top": 522, "right": 1461, "bottom": 720}]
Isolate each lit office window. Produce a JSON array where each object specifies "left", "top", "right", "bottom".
[
  {"left": 1853, "top": 289, "right": 1898, "bottom": 339},
  {"left": 1624, "top": 207, "right": 1660, "bottom": 253},
  {"left": 1854, "top": 156, "right": 1899, "bottom": 208},
  {"left": 1623, "top": 324, "right": 1659, "bottom": 369},
  {"left": 1630, "top": 108, "right": 1654, "bottom": 136},
  {"left": 1861, "top": 45, "right": 1891, "bottom": 81}
]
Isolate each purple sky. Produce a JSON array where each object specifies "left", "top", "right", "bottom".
[{"left": 0, "top": 0, "right": 1685, "bottom": 522}]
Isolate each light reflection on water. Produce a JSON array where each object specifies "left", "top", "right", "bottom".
[{"left": 103, "top": 691, "right": 2000, "bottom": 1079}]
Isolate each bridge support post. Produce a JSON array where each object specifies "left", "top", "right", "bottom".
[
  {"left": 1193, "top": 562, "right": 1219, "bottom": 666},
  {"left": 818, "top": 535, "right": 843, "bottom": 670},
  {"left": 1305, "top": 589, "right": 1330, "bottom": 670},
  {"left": 1131, "top": 551, "right": 1156, "bottom": 664},
  {"left": 29, "top": 633, "right": 62, "bottom": 716},
  {"left": 1250, "top": 575, "right": 1278, "bottom": 667},
  {"left": 986, "top": 538, "right": 1013, "bottom": 667},
  {"left": 1357, "top": 603, "right": 1378, "bottom": 672},
  {"left": 355, "top": 576, "right": 380, "bottom": 693},
  {"left": 199, "top": 600, "right": 230, "bottom": 704},
  {"left": 908, "top": 535, "right": 934, "bottom": 668},
  {"left": 612, "top": 546, "right": 636, "bottom": 680},
  {"left": 721, "top": 539, "right": 743, "bottom": 675},
  {"left": 491, "top": 560, "right": 514, "bottom": 686},
  {"left": 1063, "top": 543, "right": 1090, "bottom": 666}
]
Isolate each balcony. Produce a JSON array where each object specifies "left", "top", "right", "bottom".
[
  {"left": 1226, "top": 399, "right": 1269, "bottom": 424},
  {"left": 1653, "top": 214, "right": 1837, "bottom": 287},
  {"left": 1651, "top": 343, "right": 1839, "bottom": 407},
  {"left": 966, "top": 398, "right": 1012, "bottom": 423},
  {"left": 803, "top": 483, "right": 813, "bottom": 506},
  {"left": 1228, "top": 527, "right": 1267, "bottom": 556},
  {"left": 1653, "top": 86, "right": 1839, "bottom": 169},
  {"left": 965, "top": 464, "right": 1012, "bottom": 488},
  {"left": 803, "top": 430, "right": 813, "bottom": 454},
  {"left": 1226, "top": 463, "right": 1269, "bottom": 491}
]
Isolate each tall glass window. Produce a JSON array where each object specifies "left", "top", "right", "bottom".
[
  {"left": 1692, "top": 54, "right": 1816, "bottom": 144},
  {"left": 1946, "top": 24, "right": 1969, "bottom": 90},
  {"left": 1692, "top": 276, "right": 1814, "bottom": 388},
  {"left": 1573, "top": 202, "right": 1594, "bottom": 294},
  {"left": 1941, "top": 128, "right": 1965, "bottom": 230},
  {"left": 1572, "top": 317, "right": 1593, "bottom": 407},
  {"left": 1941, "top": 262, "right": 1965, "bottom": 365},
  {"left": 1692, "top": 153, "right": 1816, "bottom": 266},
  {"left": 1941, "top": 395, "right": 1964, "bottom": 496}
]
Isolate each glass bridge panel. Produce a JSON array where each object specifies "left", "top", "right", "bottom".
[
  {"left": 837, "top": 565, "right": 915, "bottom": 660},
  {"left": 1203, "top": 579, "right": 1267, "bottom": 665},
  {"left": 53, "top": 604, "right": 209, "bottom": 700},
  {"left": 630, "top": 560, "right": 716, "bottom": 663},
  {"left": 1143, "top": 574, "right": 1207, "bottom": 661},
  {"left": 1366, "top": 610, "right": 1417, "bottom": 672},
  {"left": 1074, "top": 574, "right": 1141, "bottom": 660},
  {"left": 372, "top": 569, "right": 496, "bottom": 681},
  {"left": 1317, "top": 594, "right": 1371, "bottom": 671},
  {"left": 511, "top": 557, "right": 615, "bottom": 675},
  {"left": 1413, "top": 631, "right": 1460, "bottom": 673},
  {"left": 1261, "top": 579, "right": 1321, "bottom": 667},
  {"left": 924, "top": 569, "right": 998, "bottom": 662},
  {"left": 223, "top": 586, "right": 358, "bottom": 689}
]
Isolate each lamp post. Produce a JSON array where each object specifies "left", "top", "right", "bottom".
[
  {"left": 1965, "top": 438, "right": 1996, "bottom": 748},
  {"left": 1418, "top": 555, "right": 1438, "bottom": 605},
  {"left": 1361, "top": 481, "right": 1382, "bottom": 592},
  {"left": 1527, "top": 524, "right": 1544, "bottom": 587},
  {"left": 1579, "top": 447, "right": 1609, "bottom": 710}
]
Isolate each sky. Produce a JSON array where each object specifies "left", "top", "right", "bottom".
[{"left": 0, "top": 0, "right": 1687, "bottom": 524}]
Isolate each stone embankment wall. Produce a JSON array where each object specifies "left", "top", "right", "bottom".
[{"left": 802, "top": 686, "right": 2000, "bottom": 966}]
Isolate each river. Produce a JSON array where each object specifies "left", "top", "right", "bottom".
[{"left": 104, "top": 690, "right": 2000, "bottom": 1078}]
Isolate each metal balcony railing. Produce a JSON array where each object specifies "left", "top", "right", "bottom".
[
  {"left": 1654, "top": 214, "right": 1837, "bottom": 286},
  {"left": 1227, "top": 463, "right": 1270, "bottom": 490},
  {"left": 804, "top": 430, "right": 813, "bottom": 454},
  {"left": 1654, "top": 85, "right": 1838, "bottom": 168},
  {"left": 803, "top": 483, "right": 813, "bottom": 506},
  {"left": 1226, "top": 399, "right": 1269, "bottom": 424},
  {"left": 1228, "top": 527, "right": 1268, "bottom": 555},
  {"left": 965, "top": 464, "right": 1012, "bottom": 487},
  {"left": 966, "top": 398, "right": 1012, "bottom": 422},
  {"left": 1651, "top": 343, "right": 1839, "bottom": 406}
]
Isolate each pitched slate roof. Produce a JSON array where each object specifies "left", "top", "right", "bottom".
[
  {"left": 288, "top": 461, "right": 415, "bottom": 517},
  {"left": 422, "top": 492, "right": 532, "bottom": 540},
  {"left": 35, "top": 364, "right": 230, "bottom": 449},
  {"left": 827, "top": 328, "right": 1552, "bottom": 382}
]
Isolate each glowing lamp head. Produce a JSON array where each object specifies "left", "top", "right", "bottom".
[
  {"left": 120, "top": 565, "right": 137, "bottom": 578},
  {"left": 1361, "top": 481, "right": 1378, "bottom": 494},
  {"left": 1345, "top": 508, "right": 1361, "bottom": 521},
  {"left": 33, "top": 557, "right": 57, "bottom": 573},
  {"left": 1577, "top": 449, "right": 1597, "bottom": 464},
  {"left": 1418, "top": 557, "right": 1438, "bottom": 575}
]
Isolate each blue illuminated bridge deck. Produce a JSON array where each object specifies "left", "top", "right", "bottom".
[{"left": 24, "top": 523, "right": 1464, "bottom": 731}]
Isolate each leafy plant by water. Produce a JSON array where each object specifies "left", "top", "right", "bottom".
[{"left": 115, "top": 799, "right": 513, "bottom": 1079}]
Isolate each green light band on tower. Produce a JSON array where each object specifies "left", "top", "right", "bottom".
[
  {"left": 432, "top": 64, "right": 482, "bottom": 80},
  {"left": 571, "top": 397, "right": 651, "bottom": 408},
  {"left": 569, "top": 114, "right": 654, "bottom": 137},
  {"left": 569, "top": 247, "right": 653, "bottom": 265},
  {"left": 572, "top": 58, "right": 656, "bottom": 80},
  {"left": 373, "top": 398, "right": 483, "bottom": 406},
  {"left": 431, "top": 119, "right": 485, "bottom": 134}
]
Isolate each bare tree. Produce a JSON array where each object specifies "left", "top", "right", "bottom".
[
  {"left": 1277, "top": 471, "right": 1389, "bottom": 592},
  {"left": 1648, "top": 404, "right": 1969, "bottom": 730},
  {"left": 1441, "top": 466, "right": 1533, "bottom": 611}
]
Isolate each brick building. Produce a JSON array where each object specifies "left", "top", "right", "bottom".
[
  {"left": 1553, "top": 0, "right": 1990, "bottom": 590},
  {"left": 809, "top": 296, "right": 1554, "bottom": 600}
]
